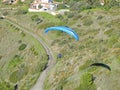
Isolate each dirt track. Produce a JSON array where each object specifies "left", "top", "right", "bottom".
[{"left": 5, "top": 17, "right": 55, "bottom": 90}]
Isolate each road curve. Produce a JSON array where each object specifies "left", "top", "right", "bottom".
[{"left": 5, "top": 17, "right": 55, "bottom": 90}]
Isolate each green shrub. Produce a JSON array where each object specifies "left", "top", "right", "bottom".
[
  {"left": 35, "top": 18, "right": 43, "bottom": 24},
  {"left": 97, "top": 15, "right": 103, "bottom": 20},
  {"left": 3, "top": 11, "right": 9, "bottom": 16},
  {"left": 31, "top": 15, "right": 39, "bottom": 21},
  {"left": 21, "top": 31, "right": 26, "bottom": 37},
  {"left": 56, "top": 14, "right": 64, "bottom": 20},
  {"left": 34, "top": 51, "right": 38, "bottom": 56},
  {"left": 30, "top": 46, "right": 35, "bottom": 51},
  {"left": 19, "top": 43, "right": 27, "bottom": 51},
  {"left": 18, "top": 40, "right": 22, "bottom": 43},
  {"left": 104, "top": 29, "right": 113, "bottom": 35},
  {"left": 38, "top": 4, "right": 42, "bottom": 9},
  {"left": 15, "top": 27, "right": 20, "bottom": 31},
  {"left": 30, "top": 46, "right": 38, "bottom": 56}
]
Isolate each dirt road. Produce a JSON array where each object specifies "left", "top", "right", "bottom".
[{"left": 5, "top": 17, "right": 55, "bottom": 90}]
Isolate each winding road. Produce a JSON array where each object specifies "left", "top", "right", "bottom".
[{"left": 5, "top": 17, "right": 55, "bottom": 90}]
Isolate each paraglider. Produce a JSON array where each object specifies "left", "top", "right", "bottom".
[
  {"left": 90, "top": 63, "right": 111, "bottom": 71},
  {"left": 44, "top": 26, "right": 79, "bottom": 41},
  {"left": 57, "top": 53, "right": 62, "bottom": 59}
]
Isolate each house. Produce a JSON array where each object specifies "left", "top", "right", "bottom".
[{"left": 29, "top": 0, "right": 57, "bottom": 11}]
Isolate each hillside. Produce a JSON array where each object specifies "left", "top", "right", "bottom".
[
  {"left": 44, "top": 8, "right": 120, "bottom": 90},
  {"left": 0, "top": 0, "right": 120, "bottom": 90},
  {"left": 0, "top": 15, "right": 48, "bottom": 90}
]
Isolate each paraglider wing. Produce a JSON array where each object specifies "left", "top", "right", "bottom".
[
  {"left": 44, "top": 26, "right": 79, "bottom": 41},
  {"left": 90, "top": 63, "right": 111, "bottom": 71}
]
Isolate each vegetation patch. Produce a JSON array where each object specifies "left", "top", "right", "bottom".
[
  {"left": 19, "top": 43, "right": 27, "bottom": 51},
  {"left": 0, "top": 80, "right": 13, "bottom": 90},
  {"left": 104, "top": 29, "right": 113, "bottom": 35},
  {"left": 21, "top": 31, "right": 26, "bottom": 37},
  {"left": 8, "top": 55, "right": 23, "bottom": 69},
  {"left": 9, "top": 65, "right": 28, "bottom": 83},
  {"left": 75, "top": 73, "right": 96, "bottom": 90},
  {"left": 30, "top": 46, "right": 38, "bottom": 56}
]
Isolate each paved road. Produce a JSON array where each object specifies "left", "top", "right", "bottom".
[{"left": 5, "top": 17, "right": 55, "bottom": 90}]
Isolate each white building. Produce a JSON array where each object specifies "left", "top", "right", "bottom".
[{"left": 29, "top": 0, "right": 57, "bottom": 11}]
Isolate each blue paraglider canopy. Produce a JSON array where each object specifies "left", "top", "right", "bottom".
[{"left": 44, "top": 26, "right": 79, "bottom": 41}]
